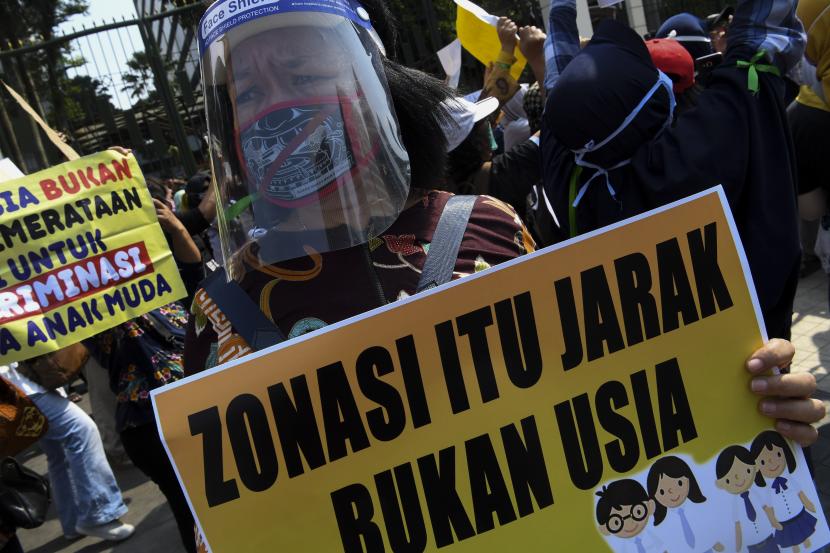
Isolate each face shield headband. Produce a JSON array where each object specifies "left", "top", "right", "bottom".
[
  {"left": 198, "top": 0, "right": 381, "bottom": 56},
  {"left": 571, "top": 70, "right": 676, "bottom": 207},
  {"left": 234, "top": 94, "right": 379, "bottom": 208}
]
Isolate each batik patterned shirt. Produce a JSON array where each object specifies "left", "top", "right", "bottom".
[{"left": 184, "top": 189, "right": 535, "bottom": 375}]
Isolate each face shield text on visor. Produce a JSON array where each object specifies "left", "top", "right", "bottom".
[{"left": 199, "top": 0, "right": 410, "bottom": 281}]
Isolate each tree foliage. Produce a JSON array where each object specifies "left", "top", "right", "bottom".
[
  {"left": 122, "top": 51, "right": 158, "bottom": 101},
  {"left": 0, "top": 0, "right": 89, "bottom": 132},
  {"left": 64, "top": 75, "right": 111, "bottom": 126}
]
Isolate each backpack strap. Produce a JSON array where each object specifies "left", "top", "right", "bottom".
[
  {"left": 416, "top": 195, "right": 477, "bottom": 293},
  {"left": 202, "top": 195, "right": 477, "bottom": 348},
  {"left": 201, "top": 267, "right": 286, "bottom": 352}
]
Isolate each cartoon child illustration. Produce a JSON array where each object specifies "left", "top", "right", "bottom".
[
  {"left": 751, "top": 431, "right": 818, "bottom": 552},
  {"left": 596, "top": 479, "right": 667, "bottom": 553},
  {"left": 715, "top": 445, "right": 781, "bottom": 553},
  {"left": 647, "top": 456, "right": 724, "bottom": 552}
]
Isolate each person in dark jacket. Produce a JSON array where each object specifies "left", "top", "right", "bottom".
[{"left": 537, "top": 0, "right": 803, "bottom": 340}]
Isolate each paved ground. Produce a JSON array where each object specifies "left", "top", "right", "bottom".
[
  {"left": 13, "top": 269, "right": 830, "bottom": 553},
  {"left": 17, "top": 397, "right": 184, "bottom": 553},
  {"left": 793, "top": 268, "right": 830, "bottom": 535},
  {"left": 17, "top": 421, "right": 184, "bottom": 553}
]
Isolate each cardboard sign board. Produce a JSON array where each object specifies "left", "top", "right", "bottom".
[
  {"left": 153, "top": 188, "right": 829, "bottom": 553},
  {"left": 0, "top": 151, "right": 186, "bottom": 363}
]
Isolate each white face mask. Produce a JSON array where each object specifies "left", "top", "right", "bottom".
[{"left": 571, "top": 70, "right": 677, "bottom": 207}]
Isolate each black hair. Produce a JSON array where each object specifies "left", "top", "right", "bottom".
[
  {"left": 715, "top": 445, "right": 765, "bottom": 487},
  {"left": 446, "top": 120, "right": 491, "bottom": 191},
  {"left": 359, "top": 0, "right": 399, "bottom": 58},
  {"left": 185, "top": 171, "right": 211, "bottom": 209},
  {"left": 750, "top": 431, "right": 797, "bottom": 475},
  {"left": 596, "top": 479, "right": 649, "bottom": 526},
  {"left": 359, "top": 0, "right": 453, "bottom": 190},
  {"left": 647, "top": 456, "right": 706, "bottom": 525},
  {"left": 381, "top": 57, "right": 453, "bottom": 190}
]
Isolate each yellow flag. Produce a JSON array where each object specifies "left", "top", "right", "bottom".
[{"left": 454, "top": 0, "right": 527, "bottom": 81}]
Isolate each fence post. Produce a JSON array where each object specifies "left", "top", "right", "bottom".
[
  {"left": 9, "top": 56, "right": 50, "bottom": 168},
  {"left": 420, "top": 0, "right": 442, "bottom": 52},
  {"left": 0, "top": 90, "right": 26, "bottom": 172},
  {"left": 137, "top": 16, "right": 197, "bottom": 176}
]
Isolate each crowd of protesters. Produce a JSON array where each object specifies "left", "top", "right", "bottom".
[{"left": 1, "top": 0, "right": 829, "bottom": 551}]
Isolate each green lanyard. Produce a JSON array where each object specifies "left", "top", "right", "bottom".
[
  {"left": 567, "top": 165, "right": 583, "bottom": 239},
  {"left": 736, "top": 50, "right": 780, "bottom": 94}
]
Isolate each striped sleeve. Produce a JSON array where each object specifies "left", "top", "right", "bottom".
[
  {"left": 543, "top": 0, "right": 581, "bottom": 93},
  {"left": 728, "top": 0, "right": 805, "bottom": 73}
]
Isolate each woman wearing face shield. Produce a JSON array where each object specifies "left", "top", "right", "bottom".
[
  {"left": 186, "top": 2, "right": 534, "bottom": 381},
  {"left": 182, "top": 4, "right": 822, "bottom": 550},
  {"left": 186, "top": 11, "right": 537, "bottom": 547},
  {"left": 185, "top": 0, "right": 822, "bottom": 500}
]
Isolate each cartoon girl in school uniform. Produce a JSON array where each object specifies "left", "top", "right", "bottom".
[
  {"left": 647, "top": 456, "right": 725, "bottom": 553},
  {"left": 750, "top": 431, "right": 818, "bottom": 552},
  {"left": 715, "top": 445, "right": 782, "bottom": 553}
]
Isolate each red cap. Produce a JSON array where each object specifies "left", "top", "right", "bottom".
[{"left": 646, "top": 38, "right": 695, "bottom": 94}]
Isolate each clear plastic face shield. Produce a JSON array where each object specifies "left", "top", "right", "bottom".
[{"left": 199, "top": 0, "right": 410, "bottom": 280}]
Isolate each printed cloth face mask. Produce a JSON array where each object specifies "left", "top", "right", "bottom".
[
  {"left": 571, "top": 70, "right": 677, "bottom": 207},
  {"left": 236, "top": 95, "right": 375, "bottom": 208}
]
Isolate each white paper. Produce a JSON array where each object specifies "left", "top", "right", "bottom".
[
  {"left": 454, "top": 0, "right": 499, "bottom": 26},
  {"left": 0, "top": 158, "right": 24, "bottom": 182},
  {"left": 437, "top": 39, "right": 462, "bottom": 90}
]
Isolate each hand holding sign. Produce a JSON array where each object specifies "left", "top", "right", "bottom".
[
  {"left": 518, "top": 25, "right": 546, "bottom": 64},
  {"left": 496, "top": 16, "right": 519, "bottom": 53},
  {"left": 746, "top": 341, "right": 824, "bottom": 445},
  {"left": 454, "top": 0, "right": 528, "bottom": 80}
]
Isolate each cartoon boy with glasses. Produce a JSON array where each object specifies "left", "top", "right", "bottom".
[{"left": 597, "top": 479, "right": 667, "bottom": 553}]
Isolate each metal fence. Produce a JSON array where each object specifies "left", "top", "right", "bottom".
[{"left": 0, "top": 2, "right": 205, "bottom": 177}]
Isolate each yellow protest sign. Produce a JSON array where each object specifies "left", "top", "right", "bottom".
[
  {"left": 153, "top": 188, "right": 829, "bottom": 553},
  {"left": 0, "top": 151, "right": 186, "bottom": 364},
  {"left": 455, "top": 0, "right": 527, "bottom": 81}
]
